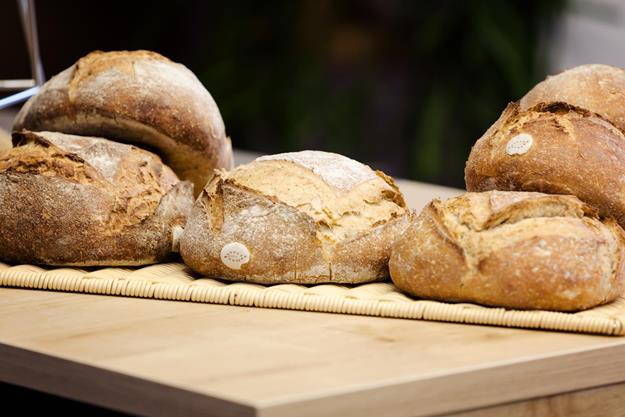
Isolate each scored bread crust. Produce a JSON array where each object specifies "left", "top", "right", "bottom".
[
  {"left": 0, "top": 130, "right": 194, "bottom": 266},
  {"left": 520, "top": 64, "right": 625, "bottom": 132},
  {"left": 12, "top": 50, "right": 233, "bottom": 195},
  {"left": 465, "top": 102, "right": 625, "bottom": 229},
  {"left": 389, "top": 191, "right": 625, "bottom": 311},
  {"left": 180, "top": 151, "right": 410, "bottom": 284}
]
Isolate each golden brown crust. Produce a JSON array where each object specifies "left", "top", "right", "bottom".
[
  {"left": 180, "top": 151, "right": 410, "bottom": 284},
  {"left": 520, "top": 64, "right": 625, "bottom": 132},
  {"left": 0, "top": 130, "right": 194, "bottom": 266},
  {"left": 465, "top": 102, "right": 625, "bottom": 228},
  {"left": 12, "top": 50, "right": 233, "bottom": 195},
  {"left": 389, "top": 191, "right": 625, "bottom": 311}
]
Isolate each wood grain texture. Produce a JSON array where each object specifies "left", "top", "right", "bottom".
[
  {"left": 445, "top": 382, "right": 625, "bottom": 417},
  {"left": 0, "top": 342, "right": 254, "bottom": 417}
]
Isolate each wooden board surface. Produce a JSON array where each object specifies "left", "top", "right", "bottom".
[
  {"left": 5, "top": 178, "right": 625, "bottom": 417},
  {"left": 3, "top": 284, "right": 625, "bottom": 417}
]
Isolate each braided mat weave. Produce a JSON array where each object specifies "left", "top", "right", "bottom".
[{"left": 2, "top": 261, "right": 625, "bottom": 335}]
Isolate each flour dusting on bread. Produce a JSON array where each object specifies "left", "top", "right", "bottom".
[{"left": 257, "top": 150, "right": 376, "bottom": 190}]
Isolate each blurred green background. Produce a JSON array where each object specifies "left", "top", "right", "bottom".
[{"left": 0, "top": 0, "right": 566, "bottom": 187}]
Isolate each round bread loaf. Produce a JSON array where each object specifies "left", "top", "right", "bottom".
[
  {"left": 0, "top": 130, "right": 194, "bottom": 266},
  {"left": 12, "top": 50, "right": 233, "bottom": 195},
  {"left": 180, "top": 150, "right": 410, "bottom": 284},
  {"left": 389, "top": 191, "right": 625, "bottom": 311},
  {"left": 464, "top": 102, "right": 625, "bottom": 228},
  {"left": 520, "top": 64, "right": 625, "bottom": 131}
]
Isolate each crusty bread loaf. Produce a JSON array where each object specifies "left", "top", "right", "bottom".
[
  {"left": 464, "top": 102, "right": 625, "bottom": 229},
  {"left": 0, "top": 130, "right": 193, "bottom": 266},
  {"left": 520, "top": 64, "right": 625, "bottom": 131},
  {"left": 180, "top": 150, "right": 410, "bottom": 284},
  {"left": 12, "top": 50, "right": 233, "bottom": 195},
  {"left": 389, "top": 191, "right": 625, "bottom": 311}
]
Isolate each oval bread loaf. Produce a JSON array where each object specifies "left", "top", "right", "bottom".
[
  {"left": 464, "top": 102, "right": 625, "bottom": 228},
  {"left": 389, "top": 191, "right": 625, "bottom": 311},
  {"left": 13, "top": 50, "right": 233, "bottom": 195},
  {"left": 0, "top": 130, "right": 193, "bottom": 266},
  {"left": 180, "top": 150, "right": 410, "bottom": 284}
]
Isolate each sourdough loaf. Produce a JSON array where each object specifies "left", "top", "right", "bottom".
[
  {"left": 13, "top": 50, "right": 233, "bottom": 195},
  {"left": 464, "top": 102, "right": 625, "bottom": 228},
  {"left": 389, "top": 191, "right": 625, "bottom": 311},
  {"left": 180, "top": 150, "right": 410, "bottom": 284},
  {"left": 0, "top": 130, "right": 193, "bottom": 265}
]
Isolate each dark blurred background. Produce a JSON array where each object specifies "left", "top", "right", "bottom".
[{"left": 0, "top": 0, "right": 569, "bottom": 187}]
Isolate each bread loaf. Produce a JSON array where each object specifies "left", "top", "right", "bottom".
[
  {"left": 180, "top": 150, "right": 410, "bottom": 284},
  {"left": 464, "top": 102, "right": 625, "bottom": 228},
  {"left": 520, "top": 64, "right": 625, "bottom": 131},
  {"left": 0, "top": 130, "right": 193, "bottom": 266},
  {"left": 13, "top": 50, "right": 233, "bottom": 195},
  {"left": 389, "top": 191, "right": 625, "bottom": 311}
]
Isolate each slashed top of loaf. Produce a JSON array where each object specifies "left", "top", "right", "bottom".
[
  {"left": 32, "top": 130, "right": 137, "bottom": 181},
  {"left": 430, "top": 191, "right": 621, "bottom": 298},
  {"left": 219, "top": 150, "right": 407, "bottom": 245},
  {"left": 441, "top": 190, "right": 594, "bottom": 233},
  {"left": 433, "top": 191, "right": 618, "bottom": 301},
  {"left": 69, "top": 50, "right": 169, "bottom": 96},
  {"left": 68, "top": 50, "right": 203, "bottom": 101},
  {"left": 520, "top": 64, "right": 625, "bottom": 131}
]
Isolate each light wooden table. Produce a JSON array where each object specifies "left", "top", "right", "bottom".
[{"left": 3, "top": 180, "right": 625, "bottom": 417}]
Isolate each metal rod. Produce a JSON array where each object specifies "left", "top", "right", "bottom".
[
  {"left": 0, "top": 86, "right": 39, "bottom": 110},
  {"left": 17, "top": 0, "right": 45, "bottom": 86}
]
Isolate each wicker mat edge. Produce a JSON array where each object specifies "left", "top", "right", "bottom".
[{"left": 1, "top": 262, "right": 624, "bottom": 336}]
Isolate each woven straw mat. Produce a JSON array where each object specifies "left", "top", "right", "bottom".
[{"left": 2, "top": 261, "right": 625, "bottom": 335}]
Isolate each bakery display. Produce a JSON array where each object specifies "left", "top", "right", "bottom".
[
  {"left": 3, "top": 51, "right": 625, "bottom": 314},
  {"left": 389, "top": 191, "right": 625, "bottom": 311},
  {"left": 180, "top": 150, "right": 410, "bottom": 284},
  {"left": 13, "top": 50, "right": 233, "bottom": 195},
  {"left": 464, "top": 101, "right": 625, "bottom": 228},
  {"left": 0, "top": 130, "right": 193, "bottom": 265}
]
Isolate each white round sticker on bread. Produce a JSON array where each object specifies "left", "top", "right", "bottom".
[
  {"left": 506, "top": 133, "right": 533, "bottom": 155},
  {"left": 220, "top": 242, "right": 250, "bottom": 270}
]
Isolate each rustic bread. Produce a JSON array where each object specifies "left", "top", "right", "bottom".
[
  {"left": 180, "top": 150, "right": 410, "bottom": 284},
  {"left": 464, "top": 102, "right": 625, "bottom": 229},
  {"left": 0, "top": 130, "right": 193, "bottom": 266},
  {"left": 12, "top": 50, "right": 233, "bottom": 195},
  {"left": 389, "top": 191, "right": 625, "bottom": 311},
  {"left": 520, "top": 64, "right": 625, "bottom": 131}
]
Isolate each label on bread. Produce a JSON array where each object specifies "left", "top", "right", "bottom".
[
  {"left": 506, "top": 133, "right": 533, "bottom": 155},
  {"left": 220, "top": 242, "right": 250, "bottom": 270}
]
